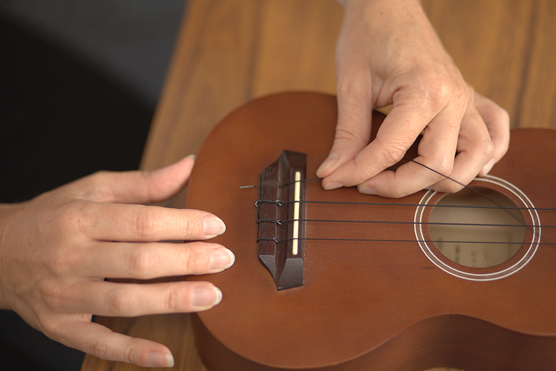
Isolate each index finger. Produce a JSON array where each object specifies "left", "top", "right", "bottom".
[
  {"left": 77, "top": 202, "right": 226, "bottom": 242},
  {"left": 321, "top": 93, "right": 439, "bottom": 189}
]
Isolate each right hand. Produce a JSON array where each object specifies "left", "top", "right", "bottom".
[
  {"left": 0, "top": 156, "right": 234, "bottom": 368},
  {"left": 317, "top": 0, "right": 510, "bottom": 197}
]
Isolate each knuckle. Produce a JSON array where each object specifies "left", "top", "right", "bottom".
[
  {"left": 83, "top": 171, "right": 117, "bottom": 201},
  {"left": 183, "top": 246, "right": 211, "bottom": 273},
  {"left": 38, "top": 282, "right": 64, "bottom": 309},
  {"left": 134, "top": 208, "right": 157, "bottom": 240},
  {"left": 469, "top": 134, "right": 495, "bottom": 163},
  {"left": 43, "top": 250, "right": 69, "bottom": 276},
  {"left": 89, "top": 170, "right": 111, "bottom": 184},
  {"left": 422, "top": 76, "right": 468, "bottom": 113},
  {"left": 127, "top": 248, "right": 156, "bottom": 277},
  {"left": 493, "top": 106, "right": 510, "bottom": 125},
  {"left": 91, "top": 170, "right": 111, "bottom": 179},
  {"left": 87, "top": 171, "right": 112, "bottom": 190},
  {"left": 432, "top": 158, "right": 454, "bottom": 179},
  {"left": 92, "top": 339, "right": 114, "bottom": 361},
  {"left": 451, "top": 85, "right": 468, "bottom": 110},
  {"left": 36, "top": 314, "right": 58, "bottom": 338},
  {"left": 105, "top": 288, "right": 135, "bottom": 315},
  {"left": 377, "top": 143, "right": 407, "bottom": 166},
  {"left": 334, "top": 126, "right": 363, "bottom": 146},
  {"left": 36, "top": 203, "right": 87, "bottom": 274},
  {"left": 123, "top": 344, "right": 139, "bottom": 365},
  {"left": 480, "top": 137, "right": 495, "bottom": 160},
  {"left": 46, "top": 245, "right": 81, "bottom": 277},
  {"left": 337, "top": 78, "right": 367, "bottom": 100},
  {"left": 182, "top": 215, "right": 204, "bottom": 237},
  {"left": 41, "top": 199, "right": 83, "bottom": 231},
  {"left": 164, "top": 287, "right": 183, "bottom": 312},
  {"left": 93, "top": 338, "right": 137, "bottom": 364},
  {"left": 423, "top": 78, "right": 451, "bottom": 110}
]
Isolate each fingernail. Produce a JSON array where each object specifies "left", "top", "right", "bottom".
[
  {"left": 147, "top": 352, "right": 174, "bottom": 368},
  {"left": 323, "top": 181, "right": 343, "bottom": 190},
  {"left": 185, "top": 154, "right": 196, "bottom": 160},
  {"left": 192, "top": 286, "right": 222, "bottom": 309},
  {"left": 359, "top": 185, "right": 377, "bottom": 195},
  {"left": 210, "top": 248, "right": 235, "bottom": 272},
  {"left": 316, "top": 153, "right": 339, "bottom": 176},
  {"left": 203, "top": 216, "right": 226, "bottom": 237},
  {"left": 481, "top": 158, "right": 496, "bottom": 176}
]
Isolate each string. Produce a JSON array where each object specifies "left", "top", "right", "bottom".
[
  {"left": 256, "top": 218, "right": 555, "bottom": 229},
  {"left": 248, "top": 185, "right": 556, "bottom": 211},
  {"left": 257, "top": 237, "right": 556, "bottom": 246},
  {"left": 268, "top": 199, "right": 556, "bottom": 212},
  {"left": 403, "top": 157, "right": 528, "bottom": 226},
  {"left": 248, "top": 157, "right": 554, "bottom": 248},
  {"left": 245, "top": 177, "right": 556, "bottom": 212},
  {"left": 399, "top": 158, "right": 553, "bottom": 251}
]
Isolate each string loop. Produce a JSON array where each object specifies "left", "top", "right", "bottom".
[{"left": 255, "top": 199, "right": 283, "bottom": 207}]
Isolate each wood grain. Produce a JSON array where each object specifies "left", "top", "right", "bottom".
[
  {"left": 82, "top": 1, "right": 556, "bottom": 370},
  {"left": 421, "top": 0, "right": 556, "bottom": 129}
]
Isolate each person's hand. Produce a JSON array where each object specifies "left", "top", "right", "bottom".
[
  {"left": 0, "top": 156, "right": 234, "bottom": 368},
  {"left": 317, "top": 0, "right": 510, "bottom": 197}
]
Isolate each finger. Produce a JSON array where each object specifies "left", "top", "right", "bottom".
[
  {"left": 431, "top": 105, "right": 494, "bottom": 192},
  {"left": 58, "top": 320, "right": 174, "bottom": 367},
  {"left": 82, "top": 241, "right": 234, "bottom": 279},
  {"left": 78, "top": 202, "right": 226, "bottom": 241},
  {"left": 322, "top": 89, "right": 444, "bottom": 189},
  {"left": 76, "top": 155, "right": 195, "bottom": 204},
  {"left": 62, "top": 280, "right": 222, "bottom": 316},
  {"left": 316, "top": 70, "right": 373, "bottom": 179},
  {"left": 357, "top": 101, "right": 461, "bottom": 197},
  {"left": 474, "top": 92, "right": 510, "bottom": 175}
]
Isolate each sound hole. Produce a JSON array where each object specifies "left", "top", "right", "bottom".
[{"left": 428, "top": 187, "right": 526, "bottom": 268}]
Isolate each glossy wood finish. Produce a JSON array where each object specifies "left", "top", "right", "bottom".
[
  {"left": 82, "top": 1, "right": 556, "bottom": 370},
  {"left": 187, "top": 92, "right": 556, "bottom": 370}
]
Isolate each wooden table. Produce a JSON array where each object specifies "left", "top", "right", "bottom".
[{"left": 81, "top": 1, "right": 556, "bottom": 370}]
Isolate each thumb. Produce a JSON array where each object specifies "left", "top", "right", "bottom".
[
  {"left": 317, "top": 81, "right": 373, "bottom": 179},
  {"left": 75, "top": 155, "right": 196, "bottom": 204}
]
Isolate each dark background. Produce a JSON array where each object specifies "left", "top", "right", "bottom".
[{"left": 0, "top": 1, "right": 186, "bottom": 369}]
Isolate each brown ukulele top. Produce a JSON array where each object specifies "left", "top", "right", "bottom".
[{"left": 186, "top": 92, "right": 556, "bottom": 371}]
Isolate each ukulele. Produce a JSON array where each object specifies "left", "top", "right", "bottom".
[{"left": 185, "top": 92, "right": 556, "bottom": 371}]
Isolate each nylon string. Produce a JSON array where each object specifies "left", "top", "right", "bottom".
[{"left": 247, "top": 158, "right": 555, "bottom": 246}]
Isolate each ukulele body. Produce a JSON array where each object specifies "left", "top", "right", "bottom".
[{"left": 185, "top": 92, "right": 556, "bottom": 371}]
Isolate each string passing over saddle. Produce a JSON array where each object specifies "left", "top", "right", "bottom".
[{"left": 257, "top": 150, "right": 306, "bottom": 290}]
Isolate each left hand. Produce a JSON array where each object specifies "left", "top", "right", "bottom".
[{"left": 0, "top": 157, "right": 233, "bottom": 368}]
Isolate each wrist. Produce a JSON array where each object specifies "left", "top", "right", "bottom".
[
  {"left": 337, "top": 0, "right": 427, "bottom": 33},
  {"left": 336, "top": 0, "right": 436, "bottom": 49}
]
